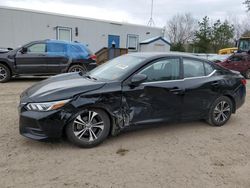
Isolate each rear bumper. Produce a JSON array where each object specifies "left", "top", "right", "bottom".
[
  {"left": 234, "top": 85, "right": 246, "bottom": 110},
  {"left": 86, "top": 62, "right": 97, "bottom": 71}
]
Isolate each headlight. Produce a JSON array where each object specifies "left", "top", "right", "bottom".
[{"left": 26, "top": 99, "right": 70, "bottom": 111}]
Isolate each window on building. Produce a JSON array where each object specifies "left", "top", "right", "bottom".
[
  {"left": 139, "top": 58, "right": 180, "bottom": 82},
  {"left": 57, "top": 27, "right": 72, "bottom": 41},
  {"left": 27, "top": 43, "right": 46, "bottom": 53},
  {"left": 127, "top": 34, "right": 139, "bottom": 51}
]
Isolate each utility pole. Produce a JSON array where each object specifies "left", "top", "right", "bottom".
[{"left": 148, "top": 0, "right": 155, "bottom": 26}]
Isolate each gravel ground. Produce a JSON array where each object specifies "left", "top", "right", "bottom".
[{"left": 0, "top": 78, "right": 250, "bottom": 188}]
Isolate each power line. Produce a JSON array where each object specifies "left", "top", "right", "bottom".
[{"left": 147, "top": 0, "right": 155, "bottom": 26}]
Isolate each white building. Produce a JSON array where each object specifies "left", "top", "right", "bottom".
[
  {"left": 140, "top": 36, "right": 171, "bottom": 52},
  {"left": 0, "top": 6, "right": 168, "bottom": 53}
]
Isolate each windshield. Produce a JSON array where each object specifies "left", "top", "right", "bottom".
[
  {"left": 239, "top": 39, "right": 250, "bottom": 51},
  {"left": 88, "top": 55, "right": 145, "bottom": 81}
]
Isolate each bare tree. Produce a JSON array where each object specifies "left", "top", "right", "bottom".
[
  {"left": 165, "top": 13, "right": 197, "bottom": 51},
  {"left": 227, "top": 14, "right": 250, "bottom": 40},
  {"left": 244, "top": 0, "right": 250, "bottom": 11}
]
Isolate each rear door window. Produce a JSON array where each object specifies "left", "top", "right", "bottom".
[
  {"left": 183, "top": 59, "right": 205, "bottom": 78},
  {"left": 47, "top": 43, "right": 67, "bottom": 53}
]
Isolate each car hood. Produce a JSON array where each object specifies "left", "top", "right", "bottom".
[{"left": 20, "top": 72, "right": 106, "bottom": 103}]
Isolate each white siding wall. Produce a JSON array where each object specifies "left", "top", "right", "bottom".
[{"left": 0, "top": 7, "right": 163, "bottom": 53}]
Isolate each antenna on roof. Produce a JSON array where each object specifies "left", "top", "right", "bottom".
[{"left": 147, "top": 0, "right": 155, "bottom": 26}]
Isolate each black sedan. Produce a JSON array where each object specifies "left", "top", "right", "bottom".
[{"left": 19, "top": 53, "right": 246, "bottom": 148}]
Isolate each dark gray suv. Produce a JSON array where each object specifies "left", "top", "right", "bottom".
[{"left": 0, "top": 39, "right": 97, "bottom": 83}]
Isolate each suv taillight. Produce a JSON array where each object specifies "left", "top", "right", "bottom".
[
  {"left": 90, "top": 54, "right": 97, "bottom": 61},
  {"left": 241, "top": 79, "right": 247, "bottom": 86}
]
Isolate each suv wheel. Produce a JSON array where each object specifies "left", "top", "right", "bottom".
[
  {"left": 66, "top": 109, "right": 110, "bottom": 148},
  {"left": 68, "top": 64, "right": 87, "bottom": 75},
  {"left": 207, "top": 96, "right": 233, "bottom": 126},
  {"left": 0, "top": 64, "right": 11, "bottom": 83},
  {"left": 245, "top": 69, "right": 250, "bottom": 79}
]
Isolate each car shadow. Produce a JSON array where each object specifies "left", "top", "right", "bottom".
[
  {"left": 20, "top": 120, "right": 211, "bottom": 150},
  {"left": 9, "top": 76, "right": 48, "bottom": 82}
]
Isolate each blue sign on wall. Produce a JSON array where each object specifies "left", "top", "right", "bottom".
[{"left": 108, "top": 35, "right": 120, "bottom": 48}]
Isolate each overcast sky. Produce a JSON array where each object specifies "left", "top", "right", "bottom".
[{"left": 0, "top": 0, "right": 248, "bottom": 27}]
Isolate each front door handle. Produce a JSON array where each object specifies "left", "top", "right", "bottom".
[
  {"left": 170, "top": 87, "right": 184, "bottom": 95},
  {"left": 211, "top": 81, "right": 219, "bottom": 87}
]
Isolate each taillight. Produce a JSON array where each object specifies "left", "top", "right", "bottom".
[
  {"left": 241, "top": 79, "right": 247, "bottom": 86},
  {"left": 90, "top": 54, "right": 97, "bottom": 61}
]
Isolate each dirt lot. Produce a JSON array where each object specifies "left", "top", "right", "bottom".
[{"left": 0, "top": 78, "right": 250, "bottom": 188}]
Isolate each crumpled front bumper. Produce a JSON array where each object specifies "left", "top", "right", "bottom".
[{"left": 19, "top": 106, "right": 68, "bottom": 141}]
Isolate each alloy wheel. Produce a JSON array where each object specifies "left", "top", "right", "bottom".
[
  {"left": 73, "top": 111, "right": 104, "bottom": 142},
  {"left": 0, "top": 67, "right": 7, "bottom": 81},
  {"left": 71, "top": 67, "right": 82, "bottom": 72},
  {"left": 213, "top": 101, "right": 231, "bottom": 123}
]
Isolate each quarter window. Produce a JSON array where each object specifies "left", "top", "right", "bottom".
[
  {"left": 183, "top": 59, "right": 205, "bottom": 78},
  {"left": 27, "top": 43, "right": 46, "bottom": 53},
  {"left": 204, "top": 63, "right": 214, "bottom": 75},
  {"left": 139, "top": 58, "right": 180, "bottom": 82}
]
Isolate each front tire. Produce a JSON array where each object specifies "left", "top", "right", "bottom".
[
  {"left": 68, "top": 64, "right": 87, "bottom": 75},
  {"left": 66, "top": 109, "right": 110, "bottom": 148},
  {"left": 0, "top": 64, "right": 11, "bottom": 83},
  {"left": 207, "top": 96, "right": 233, "bottom": 126}
]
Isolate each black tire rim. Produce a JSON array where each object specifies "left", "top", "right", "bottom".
[
  {"left": 70, "top": 66, "right": 86, "bottom": 74},
  {"left": 213, "top": 101, "right": 231, "bottom": 123},
  {"left": 72, "top": 111, "right": 104, "bottom": 142},
  {"left": 0, "top": 67, "right": 7, "bottom": 81}
]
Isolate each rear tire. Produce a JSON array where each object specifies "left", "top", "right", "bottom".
[
  {"left": 245, "top": 69, "right": 250, "bottom": 79},
  {"left": 66, "top": 109, "right": 110, "bottom": 148},
  {"left": 0, "top": 64, "right": 11, "bottom": 83},
  {"left": 207, "top": 96, "right": 233, "bottom": 126},
  {"left": 68, "top": 64, "right": 87, "bottom": 75}
]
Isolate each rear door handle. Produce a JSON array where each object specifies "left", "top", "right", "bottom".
[
  {"left": 38, "top": 54, "right": 46, "bottom": 57},
  {"left": 170, "top": 87, "right": 184, "bottom": 95}
]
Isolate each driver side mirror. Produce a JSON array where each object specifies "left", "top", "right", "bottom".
[
  {"left": 226, "top": 59, "right": 231, "bottom": 63},
  {"left": 20, "top": 47, "right": 28, "bottom": 54},
  {"left": 129, "top": 74, "right": 147, "bottom": 87}
]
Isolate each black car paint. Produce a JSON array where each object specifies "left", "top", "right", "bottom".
[
  {"left": 19, "top": 53, "right": 246, "bottom": 140},
  {"left": 0, "top": 40, "right": 96, "bottom": 76}
]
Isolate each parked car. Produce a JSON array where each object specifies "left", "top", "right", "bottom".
[
  {"left": 19, "top": 52, "right": 246, "bottom": 148},
  {"left": 0, "top": 47, "right": 13, "bottom": 54},
  {"left": 0, "top": 40, "right": 96, "bottom": 83},
  {"left": 208, "top": 54, "right": 230, "bottom": 63},
  {"left": 217, "top": 52, "right": 250, "bottom": 79}
]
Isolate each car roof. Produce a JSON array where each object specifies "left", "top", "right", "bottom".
[
  {"left": 127, "top": 52, "right": 210, "bottom": 62},
  {"left": 46, "top": 39, "right": 85, "bottom": 45},
  {"left": 27, "top": 39, "right": 86, "bottom": 46}
]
